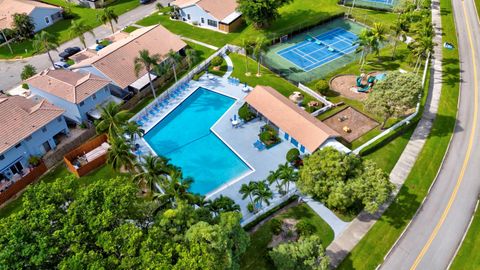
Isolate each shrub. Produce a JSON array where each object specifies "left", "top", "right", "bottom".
[
  {"left": 192, "top": 70, "right": 205, "bottom": 81},
  {"left": 28, "top": 156, "right": 41, "bottom": 166},
  {"left": 260, "top": 130, "right": 274, "bottom": 143},
  {"left": 21, "top": 64, "right": 36, "bottom": 80},
  {"left": 247, "top": 202, "right": 255, "bottom": 213},
  {"left": 286, "top": 148, "right": 300, "bottom": 163},
  {"left": 211, "top": 56, "right": 223, "bottom": 67},
  {"left": 270, "top": 219, "right": 282, "bottom": 235},
  {"left": 21, "top": 83, "right": 29, "bottom": 89},
  {"left": 314, "top": 80, "right": 329, "bottom": 95},
  {"left": 238, "top": 103, "right": 255, "bottom": 122},
  {"left": 296, "top": 220, "right": 315, "bottom": 236}
]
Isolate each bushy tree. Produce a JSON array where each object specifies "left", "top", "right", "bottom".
[
  {"left": 297, "top": 147, "right": 393, "bottom": 214},
  {"left": 237, "top": 0, "right": 293, "bottom": 28},
  {"left": 20, "top": 64, "right": 36, "bottom": 80},
  {"left": 365, "top": 71, "right": 422, "bottom": 128},
  {"left": 314, "top": 80, "right": 329, "bottom": 95},
  {"left": 269, "top": 235, "right": 329, "bottom": 270},
  {"left": 12, "top": 13, "right": 34, "bottom": 40}
]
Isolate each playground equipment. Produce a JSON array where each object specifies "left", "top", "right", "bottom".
[{"left": 355, "top": 73, "right": 378, "bottom": 93}]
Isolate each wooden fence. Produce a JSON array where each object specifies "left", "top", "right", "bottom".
[
  {"left": 0, "top": 161, "right": 47, "bottom": 205},
  {"left": 64, "top": 134, "right": 108, "bottom": 178}
]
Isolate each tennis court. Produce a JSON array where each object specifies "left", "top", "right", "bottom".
[
  {"left": 361, "top": 0, "right": 394, "bottom": 5},
  {"left": 276, "top": 28, "right": 359, "bottom": 72}
]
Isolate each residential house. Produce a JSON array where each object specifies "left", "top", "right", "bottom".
[
  {"left": 27, "top": 69, "right": 117, "bottom": 124},
  {"left": 70, "top": 25, "right": 187, "bottom": 94},
  {"left": 0, "top": 95, "right": 68, "bottom": 180},
  {"left": 171, "top": 0, "right": 243, "bottom": 33},
  {"left": 245, "top": 85, "right": 342, "bottom": 154},
  {"left": 0, "top": 0, "right": 63, "bottom": 32}
]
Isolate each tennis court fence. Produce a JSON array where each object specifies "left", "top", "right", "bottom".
[{"left": 339, "top": 0, "right": 396, "bottom": 11}]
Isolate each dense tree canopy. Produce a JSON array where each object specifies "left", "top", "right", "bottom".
[
  {"left": 0, "top": 176, "right": 249, "bottom": 269},
  {"left": 297, "top": 147, "right": 393, "bottom": 214},
  {"left": 365, "top": 71, "right": 422, "bottom": 128},
  {"left": 237, "top": 0, "right": 293, "bottom": 28},
  {"left": 12, "top": 13, "right": 34, "bottom": 40},
  {"left": 269, "top": 235, "right": 329, "bottom": 270}
]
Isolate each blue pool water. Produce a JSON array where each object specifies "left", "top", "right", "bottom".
[{"left": 143, "top": 87, "right": 251, "bottom": 195}]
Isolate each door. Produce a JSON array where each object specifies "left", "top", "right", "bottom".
[
  {"left": 10, "top": 161, "right": 23, "bottom": 175},
  {"left": 42, "top": 141, "right": 52, "bottom": 153}
]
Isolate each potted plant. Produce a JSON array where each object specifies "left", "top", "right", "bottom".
[{"left": 28, "top": 156, "right": 41, "bottom": 167}]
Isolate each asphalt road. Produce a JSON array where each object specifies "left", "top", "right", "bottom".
[
  {"left": 380, "top": 0, "right": 480, "bottom": 269},
  {"left": 0, "top": 1, "right": 162, "bottom": 91}
]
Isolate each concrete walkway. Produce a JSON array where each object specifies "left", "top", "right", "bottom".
[
  {"left": 302, "top": 196, "right": 349, "bottom": 238},
  {"left": 223, "top": 54, "right": 234, "bottom": 78},
  {"left": 180, "top": 37, "right": 219, "bottom": 50},
  {"left": 325, "top": 0, "right": 443, "bottom": 267},
  {"left": 0, "top": 1, "right": 159, "bottom": 90}
]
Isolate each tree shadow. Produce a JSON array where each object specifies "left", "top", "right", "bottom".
[{"left": 441, "top": 57, "right": 462, "bottom": 87}]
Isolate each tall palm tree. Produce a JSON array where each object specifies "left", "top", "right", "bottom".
[
  {"left": 95, "top": 101, "right": 132, "bottom": 139},
  {"left": 185, "top": 48, "right": 198, "bottom": 69},
  {"left": 69, "top": 20, "right": 95, "bottom": 49},
  {"left": 32, "top": 31, "right": 58, "bottom": 67},
  {"left": 253, "top": 37, "right": 267, "bottom": 76},
  {"left": 241, "top": 39, "right": 252, "bottom": 76},
  {"left": 134, "top": 155, "right": 169, "bottom": 193},
  {"left": 412, "top": 35, "right": 435, "bottom": 73},
  {"left": 277, "top": 163, "right": 298, "bottom": 193},
  {"left": 123, "top": 121, "right": 145, "bottom": 142},
  {"left": 253, "top": 180, "right": 273, "bottom": 209},
  {"left": 164, "top": 49, "right": 182, "bottom": 83},
  {"left": 266, "top": 169, "right": 283, "bottom": 194},
  {"left": 107, "top": 137, "right": 137, "bottom": 172},
  {"left": 134, "top": 49, "right": 161, "bottom": 99},
  {"left": 390, "top": 17, "right": 407, "bottom": 59},
  {"left": 371, "top": 23, "right": 388, "bottom": 44},
  {"left": 354, "top": 29, "right": 373, "bottom": 70},
  {"left": 239, "top": 181, "right": 258, "bottom": 205},
  {"left": 99, "top": 7, "right": 118, "bottom": 34},
  {"left": 156, "top": 170, "right": 195, "bottom": 208},
  {"left": 209, "top": 195, "right": 240, "bottom": 216}
]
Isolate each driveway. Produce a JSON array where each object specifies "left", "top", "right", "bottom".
[{"left": 0, "top": 1, "right": 160, "bottom": 91}]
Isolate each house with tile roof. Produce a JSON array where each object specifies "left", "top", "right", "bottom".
[
  {"left": 0, "top": 95, "right": 68, "bottom": 180},
  {"left": 70, "top": 25, "right": 187, "bottom": 93},
  {"left": 27, "top": 69, "right": 119, "bottom": 124},
  {"left": 0, "top": 0, "right": 63, "bottom": 32},
  {"left": 171, "top": 0, "right": 243, "bottom": 33},
  {"left": 245, "top": 85, "right": 340, "bottom": 154}
]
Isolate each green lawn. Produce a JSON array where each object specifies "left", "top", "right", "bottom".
[
  {"left": 346, "top": 7, "right": 399, "bottom": 28},
  {"left": 0, "top": 164, "right": 125, "bottom": 218},
  {"left": 240, "top": 203, "right": 334, "bottom": 270},
  {"left": 0, "top": 0, "right": 140, "bottom": 59},
  {"left": 337, "top": 0, "right": 460, "bottom": 268},
  {"left": 450, "top": 204, "right": 480, "bottom": 269}
]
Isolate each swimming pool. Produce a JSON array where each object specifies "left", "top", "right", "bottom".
[{"left": 143, "top": 87, "right": 251, "bottom": 195}]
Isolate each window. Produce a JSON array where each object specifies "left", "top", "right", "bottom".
[
  {"left": 291, "top": 137, "right": 298, "bottom": 147},
  {"left": 187, "top": 14, "right": 191, "bottom": 20},
  {"left": 45, "top": 16, "right": 50, "bottom": 24},
  {"left": 300, "top": 145, "right": 305, "bottom": 153},
  {"left": 92, "top": 93, "right": 96, "bottom": 100},
  {"left": 201, "top": 18, "right": 205, "bottom": 24},
  {"left": 0, "top": 155, "right": 4, "bottom": 161},
  {"left": 26, "top": 135, "right": 32, "bottom": 141},
  {"left": 207, "top": 19, "right": 217, "bottom": 27},
  {"left": 79, "top": 101, "right": 85, "bottom": 106},
  {"left": 42, "top": 127, "right": 47, "bottom": 133},
  {"left": 15, "top": 143, "right": 21, "bottom": 149},
  {"left": 284, "top": 133, "right": 289, "bottom": 140}
]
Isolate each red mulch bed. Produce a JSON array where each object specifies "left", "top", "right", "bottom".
[{"left": 323, "top": 107, "right": 379, "bottom": 142}]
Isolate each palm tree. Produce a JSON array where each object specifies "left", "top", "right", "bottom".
[
  {"left": 69, "top": 20, "right": 95, "bottom": 49},
  {"left": 390, "top": 17, "right": 407, "bottom": 59},
  {"left": 134, "top": 155, "right": 169, "bottom": 193},
  {"left": 156, "top": 170, "right": 195, "bottom": 208},
  {"left": 253, "top": 37, "right": 267, "bottom": 77},
  {"left": 412, "top": 35, "right": 435, "bottom": 73},
  {"left": 99, "top": 7, "right": 118, "bottom": 34},
  {"left": 277, "top": 163, "right": 298, "bottom": 193},
  {"left": 95, "top": 101, "right": 132, "bottom": 139},
  {"left": 164, "top": 49, "right": 182, "bottom": 83},
  {"left": 354, "top": 29, "right": 373, "bottom": 70},
  {"left": 266, "top": 169, "right": 283, "bottom": 194},
  {"left": 371, "top": 23, "right": 388, "bottom": 44},
  {"left": 107, "top": 137, "right": 137, "bottom": 172},
  {"left": 32, "top": 31, "right": 58, "bottom": 67},
  {"left": 134, "top": 49, "right": 161, "bottom": 99},
  {"left": 241, "top": 39, "right": 252, "bottom": 76},
  {"left": 185, "top": 48, "right": 198, "bottom": 69},
  {"left": 253, "top": 180, "right": 273, "bottom": 209},
  {"left": 239, "top": 181, "right": 258, "bottom": 205},
  {"left": 123, "top": 121, "right": 145, "bottom": 142},
  {"left": 209, "top": 195, "right": 240, "bottom": 216}
]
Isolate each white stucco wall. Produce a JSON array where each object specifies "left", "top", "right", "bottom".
[{"left": 178, "top": 5, "right": 219, "bottom": 30}]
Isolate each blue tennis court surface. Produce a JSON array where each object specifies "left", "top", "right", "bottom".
[
  {"left": 361, "top": 0, "right": 394, "bottom": 5},
  {"left": 277, "top": 28, "right": 359, "bottom": 72}
]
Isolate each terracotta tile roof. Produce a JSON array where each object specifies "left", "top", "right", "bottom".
[
  {"left": 70, "top": 25, "right": 187, "bottom": 89},
  {"left": 245, "top": 85, "right": 339, "bottom": 152},
  {"left": 0, "top": 95, "right": 64, "bottom": 154},
  {"left": 26, "top": 69, "right": 111, "bottom": 104},
  {"left": 0, "top": 0, "right": 61, "bottom": 29},
  {"left": 172, "top": 0, "right": 238, "bottom": 21}
]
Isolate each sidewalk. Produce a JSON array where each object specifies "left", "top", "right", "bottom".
[
  {"left": 325, "top": 0, "right": 444, "bottom": 267},
  {"left": 0, "top": 2, "right": 159, "bottom": 90}
]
